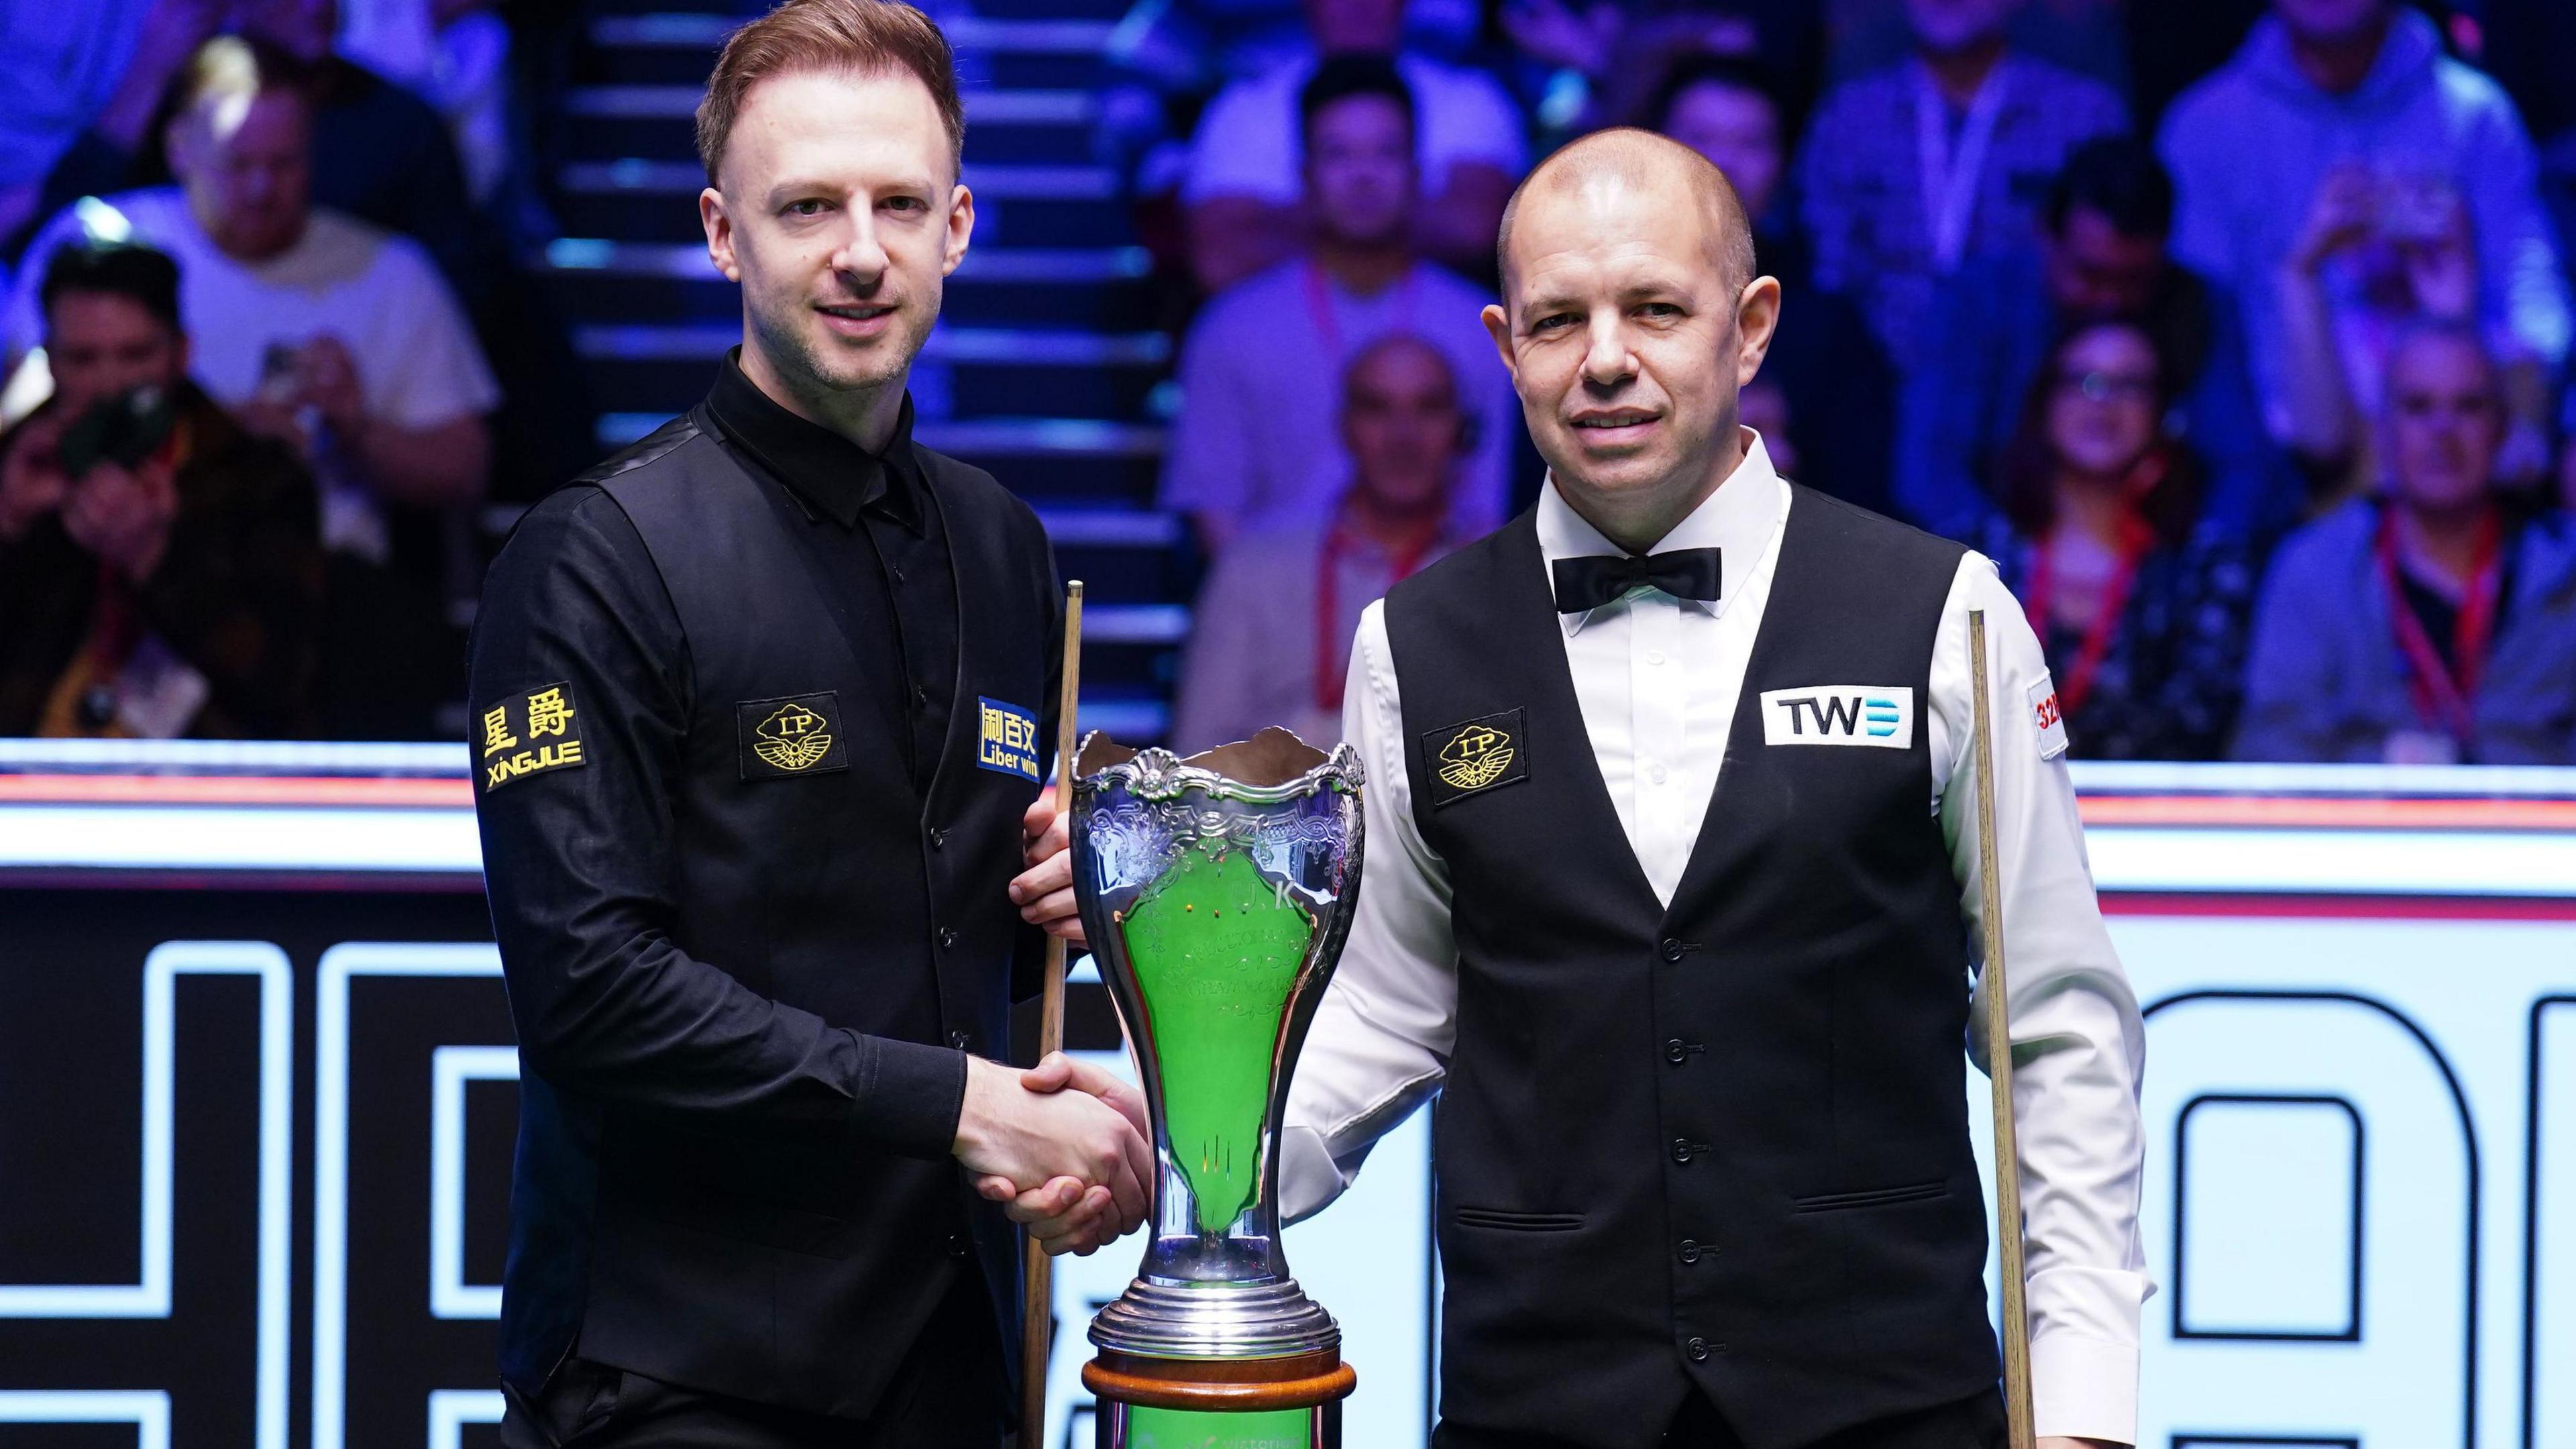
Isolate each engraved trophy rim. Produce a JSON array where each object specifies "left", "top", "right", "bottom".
[{"left": 1071, "top": 727, "right": 1363, "bottom": 1363}]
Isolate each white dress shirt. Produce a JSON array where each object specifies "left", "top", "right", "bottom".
[{"left": 1279, "top": 434, "right": 2151, "bottom": 1443}]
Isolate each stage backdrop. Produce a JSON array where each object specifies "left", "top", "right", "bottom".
[{"left": 1, "top": 741, "right": 2572, "bottom": 1449}]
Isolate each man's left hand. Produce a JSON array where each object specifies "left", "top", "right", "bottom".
[{"left": 1010, "top": 793, "right": 1085, "bottom": 945}]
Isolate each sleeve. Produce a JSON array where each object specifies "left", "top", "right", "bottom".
[
  {"left": 137, "top": 434, "right": 325, "bottom": 737},
  {"left": 1157, "top": 305, "right": 1253, "bottom": 520},
  {"left": 2227, "top": 526, "right": 2341, "bottom": 762},
  {"left": 2155, "top": 99, "right": 2234, "bottom": 282},
  {"left": 2463, "top": 92, "right": 2574, "bottom": 368},
  {"left": 1894, "top": 276, "right": 2002, "bottom": 537},
  {"left": 1929, "top": 554, "right": 2151, "bottom": 1446},
  {"left": 1180, "top": 77, "right": 1299, "bottom": 208},
  {"left": 1277, "top": 600, "right": 1458, "bottom": 1224},
  {"left": 365, "top": 239, "right": 502, "bottom": 429},
  {"left": 469, "top": 487, "right": 967, "bottom": 1155}
]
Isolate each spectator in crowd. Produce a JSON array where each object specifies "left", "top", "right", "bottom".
[
  {"left": 1173, "top": 333, "right": 1470, "bottom": 749},
  {"left": 2159, "top": 0, "right": 2570, "bottom": 481},
  {"left": 1162, "top": 57, "right": 1513, "bottom": 555},
  {"left": 1181, "top": 0, "right": 1525, "bottom": 291},
  {"left": 1795, "top": 0, "right": 2125, "bottom": 372},
  {"left": 1901, "top": 136, "right": 2288, "bottom": 542},
  {"left": 1976, "top": 317, "right": 2257, "bottom": 760},
  {"left": 0, "top": 0, "right": 200, "bottom": 250},
  {"left": 0, "top": 241, "right": 321, "bottom": 738},
  {"left": 2237, "top": 323, "right": 2576, "bottom": 765},
  {"left": 1499, "top": 0, "right": 1824, "bottom": 143},
  {"left": 6, "top": 36, "right": 500, "bottom": 578},
  {"left": 1652, "top": 54, "right": 1896, "bottom": 515}
]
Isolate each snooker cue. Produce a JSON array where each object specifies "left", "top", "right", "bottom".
[
  {"left": 1022, "top": 579, "right": 1084, "bottom": 1446},
  {"left": 1966, "top": 609, "right": 2038, "bottom": 1449}
]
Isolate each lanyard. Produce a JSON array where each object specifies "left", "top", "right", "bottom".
[
  {"left": 1913, "top": 58, "right": 2010, "bottom": 274},
  {"left": 2027, "top": 515, "right": 2149, "bottom": 720},
  {"left": 1302, "top": 258, "right": 1419, "bottom": 365},
  {"left": 1313, "top": 513, "right": 1438, "bottom": 712},
  {"left": 2377, "top": 507, "right": 2502, "bottom": 746}
]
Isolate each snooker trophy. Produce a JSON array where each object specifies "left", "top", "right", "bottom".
[{"left": 1069, "top": 728, "right": 1364, "bottom": 1449}]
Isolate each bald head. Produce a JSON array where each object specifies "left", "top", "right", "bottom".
[{"left": 1497, "top": 128, "right": 1755, "bottom": 296}]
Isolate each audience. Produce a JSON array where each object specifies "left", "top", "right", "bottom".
[
  {"left": 1976, "top": 317, "right": 2257, "bottom": 761},
  {"left": 0, "top": 241, "right": 321, "bottom": 738},
  {"left": 1653, "top": 54, "right": 1895, "bottom": 516},
  {"left": 1902, "top": 136, "right": 2288, "bottom": 543},
  {"left": 1162, "top": 56, "right": 1512, "bottom": 556},
  {"left": 1173, "top": 333, "right": 1468, "bottom": 751},
  {"left": 2159, "top": 0, "right": 2570, "bottom": 480},
  {"left": 1795, "top": 0, "right": 2125, "bottom": 373},
  {"left": 2237, "top": 323, "right": 2576, "bottom": 765},
  {"left": 1181, "top": 0, "right": 1525, "bottom": 291},
  {"left": 6, "top": 36, "right": 499, "bottom": 588}
]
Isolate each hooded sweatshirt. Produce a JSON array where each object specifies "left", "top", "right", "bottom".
[{"left": 2157, "top": 8, "right": 2569, "bottom": 435}]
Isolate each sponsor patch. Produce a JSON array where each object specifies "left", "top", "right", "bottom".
[
  {"left": 479, "top": 682, "right": 587, "bottom": 791},
  {"left": 2027, "top": 674, "right": 2070, "bottom": 760},
  {"left": 737, "top": 692, "right": 849, "bottom": 781},
  {"left": 1422, "top": 708, "right": 1528, "bottom": 808},
  {"left": 976, "top": 696, "right": 1042, "bottom": 781},
  {"left": 1759, "top": 686, "right": 1915, "bottom": 749}
]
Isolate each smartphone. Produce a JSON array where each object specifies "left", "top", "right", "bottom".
[{"left": 55, "top": 385, "right": 176, "bottom": 478}]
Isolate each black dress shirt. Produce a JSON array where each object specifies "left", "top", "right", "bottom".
[{"left": 706, "top": 352, "right": 959, "bottom": 794}]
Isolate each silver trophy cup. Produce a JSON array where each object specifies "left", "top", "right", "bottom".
[{"left": 1069, "top": 729, "right": 1364, "bottom": 1446}]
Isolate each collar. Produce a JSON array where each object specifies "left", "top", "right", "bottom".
[
  {"left": 1536, "top": 428, "right": 1787, "bottom": 637},
  {"left": 704, "top": 347, "right": 922, "bottom": 532}
]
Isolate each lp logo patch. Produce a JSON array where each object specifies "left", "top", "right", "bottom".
[
  {"left": 1422, "top": 708, "right": 1529, "bottom": 808},
  {"left": 1759, "top": 686, "right": 1915, "bottom": 749},
  {"left": 737, "top": 692, "right": 849, "bottom": 780}
]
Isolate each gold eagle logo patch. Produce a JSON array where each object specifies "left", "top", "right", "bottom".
[
  {"left": 1436, "top": 721, "right": 1515, "bottom": 792},
  {"left": 754, "top": 701, "right": 835, "bottom": 772}
]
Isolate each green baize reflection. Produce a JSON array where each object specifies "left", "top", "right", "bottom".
[{"left": 1118, "top": 844, "right": 1313, "bottom": 1234}]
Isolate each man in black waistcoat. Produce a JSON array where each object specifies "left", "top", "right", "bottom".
[
  {"left": 468, "top": 4, "right": 1150, "bottom": 1445},
  {"left": 1017, "top": 129, "right": 2148, "bottom": 1448}
]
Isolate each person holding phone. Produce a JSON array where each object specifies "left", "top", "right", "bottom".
[{"left": 0, "top": 239, "right": 322, "bottom": 737}]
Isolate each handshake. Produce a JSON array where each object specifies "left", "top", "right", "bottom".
[
  {"left": 953, "top": 1052, "right": 1152, "bottom": 1258},
  {"left": 943, "top": 794, "right": 1147, "bottom": 1258}
]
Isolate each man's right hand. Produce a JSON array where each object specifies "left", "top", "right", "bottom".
[
  {"left": 0, "top": 411, "right": 70, "bottom": 543},
  {"left": 952, "top": 1054, "right": 1150, "bottom": 1235}
]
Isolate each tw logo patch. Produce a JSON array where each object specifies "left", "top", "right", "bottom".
[{"left": 1759, "top": 686, "right": 1915, "bottom": 749}]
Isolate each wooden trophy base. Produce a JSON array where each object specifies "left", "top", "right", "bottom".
[{"left": 1082, "top": 1348, "right": 1355, "bottom": 1449}]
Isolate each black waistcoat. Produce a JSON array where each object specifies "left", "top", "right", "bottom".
[
  {"left": 1382, "top": 488, "right": 1994, "bottom": 1449},
  {"left": 504, "top": 408, "right": 1056, "bottom": 1417}
]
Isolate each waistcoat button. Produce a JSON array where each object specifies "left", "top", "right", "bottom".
[
  {"left": 1685, "top": 1336, "right": 1710, "bottom": 1362},
  {"left": 928, "top": 826, "right": 947, "bottom": 850},
  {"left": 1677, "top": 1239, "right": 1701, "bottom": 1264},
  {"left": 938, "top": 926, "right": 959, "bottom": 949},
  {"left": 949, "top": 1029, "right": 971, "bottom": 1050},
  {"left": 1660, "top": 938, "right": 1686, "bottom": 963},
  {"left": 1670, "top": 1138, "right": 1692, "bottom": 1164},
  {"left": 946, "top": 1234, "right": 969, "bottom": 1258},
  {"left": 1664, "top": 1038, "right": 1688, "bottom": 1065}
]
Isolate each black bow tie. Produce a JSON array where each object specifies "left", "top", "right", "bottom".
[{"left": 1550, "top": 547, "right": 1723, "bottom": 614}]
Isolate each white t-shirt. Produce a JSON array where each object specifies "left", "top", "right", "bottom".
[
  {"left": 6, "top": 188, "right": 500, "bottom": 429},
  {"left": 1182, "top": 52, "right": 1527, "bottom": 207}
]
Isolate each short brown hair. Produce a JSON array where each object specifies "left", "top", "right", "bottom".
[{"left": 696, "top": 0, "right": 965, "bottom": 186}]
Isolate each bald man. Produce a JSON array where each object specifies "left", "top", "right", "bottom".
[{"left": 1008, "top": 131, "right": 2144, "bottom": 1448}]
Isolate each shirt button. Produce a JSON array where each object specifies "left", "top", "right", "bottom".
[
  {"left": 1685, "top": 1336, "right": 1710, "bottom": 1362},
  {"left": 1646, "top": 649, "right": 1666, "bottom": 665},
  {"left": 949, "top": 1028, "right": 971, "bottom": 1050},
  {"left": 1677, "top": 1239, "right": 1702, "bottom": 1264},
  {"left": 938, "top": 926, "right": 959, "bottom": 949},
  {"left": 1649, "top": 761, "right": 1668, "bottom": 785},
  {"left": 1660, "top": 938, "right": 1686, "bottom": 963}
]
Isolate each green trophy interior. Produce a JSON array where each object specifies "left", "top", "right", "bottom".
[
  {"left": 1127, "top": 1407, "right": 1313, "bottom": 1448},
  {"left": 1118, "top": 843, "right": 1315, "bottom": 1235}
]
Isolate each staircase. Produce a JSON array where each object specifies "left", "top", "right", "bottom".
[{"left": 531, "top": 0, "right": 1187, "bottom": 741}]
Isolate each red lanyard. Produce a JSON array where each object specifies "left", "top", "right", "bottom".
[
  {"left": 2376, "top": 507, "right": 2502, "bottom": 745},
  {"left": 2027, "top": 515, "right": 2149, "bottom": 719},
  {"left": 1314, "top": 515, "right": 1438, "bottom": 711},
  {"left": 1302, "top": 259, "right": 1418, "bottom": 364}
]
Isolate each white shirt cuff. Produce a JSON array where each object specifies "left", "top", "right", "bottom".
[
  {"left": 1276, "top": 1122, "right": 1346, "bottom": 1226},
  {"left": 2031, "top": 1326, "right": 2139, "bottom": 1444}
]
